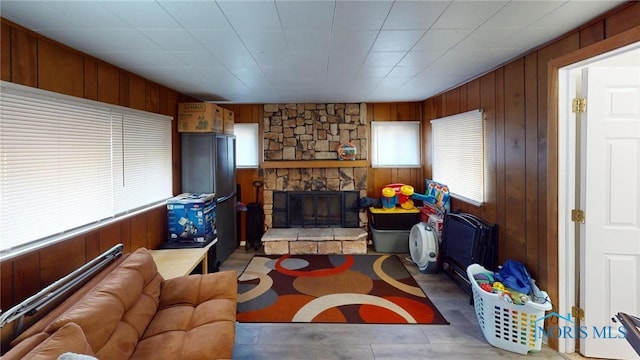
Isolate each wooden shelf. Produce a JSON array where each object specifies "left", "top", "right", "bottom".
[{"left": 260, "top": 160, "right": 369, "bottom": 168}]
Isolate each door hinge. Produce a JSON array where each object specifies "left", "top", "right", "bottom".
[
  {"left": 571, "top": 209, "right": 585, "bottom": 224},
  {"left": 572, "top": 98, "right": 587, "bottom": 113},
  {"left": 572, "top": 306, "right": 585, "bottom": 321}
]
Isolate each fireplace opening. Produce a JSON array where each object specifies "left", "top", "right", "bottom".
[{"left": 272, "top": 191, "right": 360, "bottom": 228}]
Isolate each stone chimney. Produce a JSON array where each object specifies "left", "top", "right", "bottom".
[{"left": 261, "top": 103, "right": 368, "bottom": 229}]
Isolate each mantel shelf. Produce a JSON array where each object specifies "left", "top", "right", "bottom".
[{"left": 260, "top": 160, "right": 369, "bottom": 169}]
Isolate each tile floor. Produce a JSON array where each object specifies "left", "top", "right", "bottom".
[{"left": 220, "top": 246, "right": 575, "bottom": 360}]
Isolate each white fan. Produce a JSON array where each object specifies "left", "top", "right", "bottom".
[{"left": 409, "top": 222, "right": 439, "bottom": 273}]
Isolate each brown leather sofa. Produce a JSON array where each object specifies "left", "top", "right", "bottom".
[{"left": 2, "top": 248, "right": 237, "bottom": 360}]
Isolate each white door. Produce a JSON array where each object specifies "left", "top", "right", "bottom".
[{"left": 580, "top": 66, "right": 640, "bottom": 360}]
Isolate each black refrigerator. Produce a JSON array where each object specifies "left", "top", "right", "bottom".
[{"left": 181, "top": 133, "right": 237, "bottom": 271}]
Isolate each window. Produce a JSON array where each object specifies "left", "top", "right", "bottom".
[
  {"left": 234, "top": 123, "right": 259, "bottom": 168},
  {"left": 0, "top": 81, "right": 172, "bottom": 258},
  {"left": 431, "top": 109, "right": 484, "bottom": 206},
  {"left": 371, "top": 121, "right": 420, "bottom": 167}
]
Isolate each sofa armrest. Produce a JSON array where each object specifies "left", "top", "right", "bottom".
[{"left": 159, "top": 271, "right": 237, "bottom": 307}]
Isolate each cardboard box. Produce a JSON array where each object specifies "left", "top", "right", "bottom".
[
  {"left": 167, "top": 193, "right": 216, "bottom": 243},
  {"left": 222, "top": 108, "right": 234, "bottom": 134},
  {"left": 178, "top": 103, "right": 223, "bottom": 133}
]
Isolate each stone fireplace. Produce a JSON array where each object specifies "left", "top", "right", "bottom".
[{"left": 261, "top": 103, "right": 369, "bottom": 231}]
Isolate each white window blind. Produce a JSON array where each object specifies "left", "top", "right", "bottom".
[
  {"left": 234, "top": 123, "right": 259, "bottom": 168},
  {"left": 112, "top": 111, "right": 173, "bottom": 214},
  {"left": 371, "top": 121, "right": 420, "bottom": 167},
  {"left": 431, "top": 109, "right": 484, "bottom": 205},
  {"left": 0, "top": 81, "right": 172, "bottom": 257}
]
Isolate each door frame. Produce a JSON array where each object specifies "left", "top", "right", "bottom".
[{"left": 547, "top": 26, "right": 640, "bottom": 353}]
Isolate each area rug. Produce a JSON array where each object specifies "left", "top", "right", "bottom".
[{"left": 236, "top": 254, "right": 449, "bottom": 325}]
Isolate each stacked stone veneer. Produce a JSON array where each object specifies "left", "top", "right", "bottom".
[
  {"left": 262, "top": 103, "right": 369, "bottom": 230},
  {"left": 263, "top": 103, "right": 367, "bottom": 161}
]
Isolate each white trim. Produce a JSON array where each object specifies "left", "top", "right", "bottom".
[
  {"left": 558, "top": 66, "right": 578, "bottom": 354},
  {"left": 557, "top": 41, "right": 640, "bottom": 355}
]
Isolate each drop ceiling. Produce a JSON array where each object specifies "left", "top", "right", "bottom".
[{"left": 0, "top": 1, "right": 627, "bottom": 104}]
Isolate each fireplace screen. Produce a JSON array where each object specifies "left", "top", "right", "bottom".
[{"left": 272, "top": 191, "right": 359, "bottom": 228}]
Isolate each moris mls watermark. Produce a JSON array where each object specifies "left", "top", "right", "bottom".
[{"left": 534, "top": 312, "right": 627, "bottom": 340}]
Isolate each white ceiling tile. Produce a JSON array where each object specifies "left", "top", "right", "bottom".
[
  {"left": 359, "top": 67, "right": 393, "bottom": 78},
  {"left": 190, "top": 30, "right": 257, "bottom": 67},
  {"left": 158, "top": 1, "right": 231, "bottom": 30},
  {"left": 430, "top": 49, "right": 516, "bottom": 76},
  {"left": 275, "top": 0, "right": 335, "bottom": 30},
  {"left": 378, "top": 77, "right": 410, "bottom": 88},
  {"left": 371, "top": 31, "right": 425, "bottom": 52},
  {"left": 431, "top": 1, "right": 508, "bottom": 30},
  {"left": 388, "top": 66, "right": 424, "bottom": 78},
  {"left": 128, "top": 66, "right": 195, "bottom": 89},
  {"left": 455, "top": 28, "right": 519, "bottom": 51},
  {"left": 171, "top": 52, "right": 224, "bottom": 68},
  {"left": 532, "top": 0, "right": 626, "bottom": 28},
  {"left": 290, "top": 51, "right": 329, "bottom": 69},
  {"left": 330, "top": 31, "right": 378, "bottom": 53},
  {"left": 100, "top": 1, "right": 182, "bottom": 30},
  {"left": 41, "top": 29, "right": 164, "bottom": 52},
  {"left": 217, "top": 0, "right": 281, "bottom": 32},
  {"left": 229, "top": 67, "right": 269, "bottom": 87},
  {"left": 40, "top": 2, "right": 130, "bottom": 29},
  {"left": 190, "top": 29, "right": 244, "bottom": 52},
  {"left": 213, "top": 50, "right": 257, "bottom": 68},
  {"left": 253, "top": 52, "right": 293, "bottom": 70},
  {"left": 383, "top": 1, "right": 450, "bottom": 30},
  {"left": 329, "top": 51, "right": 369, "bottom": 69},
  {"left": 239, "top": 31, "right": 288, "bottom": 53},
  {"left": 326, "top": 65, "right": 358, "bottom": 82},
  {"left": 333, "top": 1, "right": 393, "bottom": 30},
  {"left": 0, "top": 0, "right": 626, "bottom": 103},
  {"left": 397, "top": 50, "right": 443, "bottom": 67},
  {"left": 482, "top": 1, "right": 565, "bottom": 29},
  {"left": 285, "top": 30, "right": 331, "bottom": 53},
  {"left": 91, "top": 51, "right": 183, "bottom": 68},
  {"left": 364, "top": 52, "right": 405, "bottom": 67},
  {"left": 0, "top": 1, "right": 75, "bottom": 30},
  {"left": 412, "top": 29, "right": 472, "bottom": 51},
  {"left": 140, "top": 30, "right": 204, "bottom": 52}
]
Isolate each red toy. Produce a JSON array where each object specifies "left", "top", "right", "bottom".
[{"left": 480, "top": 283, "right": 493, "bottom": 293}]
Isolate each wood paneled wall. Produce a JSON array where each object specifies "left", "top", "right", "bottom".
[
  {"left": 420, "top": 3, "right": 640, "bottom": 350},
  {"left": 0, "top": 18, "right": 196, "bottom": 312}
]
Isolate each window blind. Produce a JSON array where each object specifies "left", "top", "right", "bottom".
[
  {"left": 234, "top": 123, "right": 259, "bottom": 168},
  {"left": 371, "top": 121, "right": 421, "bottom": 167},
  {"left": 431, "top": 109, "right": 484, "bottom": 205},
  {"left": 0, "top": 81, "right": 172, "bottom": 257},
  {"left": 112, "top": 111, "right": 172, "bottom": 214}
]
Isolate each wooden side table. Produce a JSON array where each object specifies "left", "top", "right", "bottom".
[{"left": 150, "top": 240, "right": 216, "bottom": 279}]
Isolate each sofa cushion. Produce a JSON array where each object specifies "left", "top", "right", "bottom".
[
  {"left": 43, "top": 248, "right": 162, "bottom": 360},
  {"left": 22, "top": 323, "right": 95, "bottom": 360},
  {"left": 130, "top": 271, "right": 237, "bottom": 360}
]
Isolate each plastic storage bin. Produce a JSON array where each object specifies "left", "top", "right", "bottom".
[
  {"left": 466, "top": 264, "right": 552, "bottom": 355},
  {"left": 369, "top": 207, "right": 420, "bottom": 230},
  {"left": 370, "top": 224, "right": 410, "bottom": 253}
]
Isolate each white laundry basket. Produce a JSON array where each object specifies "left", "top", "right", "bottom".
[{"left": 466, "top": 264, "right": 552, "bottom": 355}]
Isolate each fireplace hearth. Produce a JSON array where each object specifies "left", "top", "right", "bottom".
[{"left": 272, "top": 191, "right": 360, "bottom": 228}]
